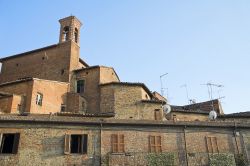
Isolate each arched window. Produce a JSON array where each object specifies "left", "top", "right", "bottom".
[
  {"left": 63, "top": 26, "right": 70, "bottom": 41},
  {"left": 74, "top": 28, "right": 78, "bottom": 43}
]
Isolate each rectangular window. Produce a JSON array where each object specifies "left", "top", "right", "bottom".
[
  {"left": 0, "top": 133, "right": 20, "bottom": 154},
  {"left": 154, "top": 109, "right": 161, "bottom": 120},
  {"left": 61, "top": 104, "right": 66, "bottom": 112},
  {"left": 206, "top": 136, "right": 219, "bottom": 153},
  {"left": 76, "top": 80, "right": 85, "bottom": 94},
  {"left": 149, "top": 135, "right": 162, "bottom": 153},
  {"left": 36, "top": 93, "right": 43, "bottom": 106},
  {"left": 64, "top": 134, "right": 88, "bottom": 154},
  {"left": 111, "top": 134, "right": 125, "bottom": 153}
]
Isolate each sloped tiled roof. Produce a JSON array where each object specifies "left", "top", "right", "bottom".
[
  {"left": 171, "top": 99, "right": 223, "bottom": 115},
  {"left": 219, "top": 111, "right": 250, "bottom": 118}
]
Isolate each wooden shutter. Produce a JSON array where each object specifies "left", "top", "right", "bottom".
[
  {"left": 149, "top": 136, "right": 155, "bottom": 152},
  {"left": 212, "top": 137, "right": 219, "bottom": 153},
  {"left": 81, "top": 134, "right": 88, "bottom": 154},
  {"left": 156, "top": 136, "right": 162, "bottom": 153},
  {"left": 149, "top": 136, "right": 162, "bottom": 153},
  {"left": 12, "top": 133, "right": 20, "bottom": 154},
  {"left": 64, "top": 134, "right": 71, "bottom": 154},
  {"left": 206, "top": 136, "right": 219, "bottom": 154},
  {"left": 118, "top": 135, "right": 124, "bottom": 153},
  {"left": 111, "top": 134, "right": 118, "bottom": 153},
  {"left": 154, "top": 109, "right": 161, "bottom": 120}
]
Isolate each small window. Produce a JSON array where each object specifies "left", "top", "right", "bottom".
[
  {"left": 64, "top": 134, "right": 88, "bottom": 154},
  {"left": 74, "top": 28, "right": 78, "bottom": 43},
  {"left": 206, "top": 136, "right": 219, "bottom": 153},
  {"left": 36, "top": 93, "right": 43, "bottom": 106},
  {"left": 61, "top": 104, "right": 66, "bottom": 112},
  {"left": 61, "top": 69, "right": 65, "bottom": 75},
  {"left": 0, "top": 133, "right": 20, "bottom": 154},
  {"left": 149, "top": 135, "right": 162, "bottom": 153},
  {"left": 111, "top": 134, "right": 125, "bottom": 153},
  {"left": 76, "top": 80, "right": 85, "bottom": 94},
  {"left": 154, "top": 109, "right": 161, "bottom": 120},
  {"left": 63, "top": 26, "right": 70, "bottom": 41}
]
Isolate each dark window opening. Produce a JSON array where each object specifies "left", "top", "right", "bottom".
[
  {"left": 63, "top": 26, "right": 70, "bottom": 41},
  {"left": 61, "top": 69, "right": 65, "bottom": 75},
  {"left": 76, "top": 80, "right": 85, "bottom": 94},
  {"left": 70, "top": 134, "right": 87, "bottom": 154},
  {"left": 61, "top": 104, "right": 66, "bottom": 112},
  {"left": 0, "top": 133, "right": 20, "bottom": 154},
  {"left": 74, "top": 28, "right": 78, "bottom": 43}
]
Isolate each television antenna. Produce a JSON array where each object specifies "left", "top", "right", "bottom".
[
  {"left": 160, "top": 73, "right": 168, "bottom": 97},
  {"left": 201, "top": 82, "right": 224, "bottom": 100},
  {"left": 201, "top": 82, "right": 224, "bottom": 114}
]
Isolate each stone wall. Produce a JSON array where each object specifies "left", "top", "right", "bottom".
[
  {"left": 100, "top": 84, "right": 162, "bottom": 120},
  {"left": 0, "top": 125, "right": 100, "bottom": 166},
  {"left": 0, "top": 120, "right": 249, "bottom": 166},
  {"left": 168, "top": 112, "right": 208, "bottom": 121}
]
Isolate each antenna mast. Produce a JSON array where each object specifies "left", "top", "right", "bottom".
[
  {"left": 201, "top": 82, "right": 224, "bottom": 110},
  {"left": 160, "top": 73, "right": 168, "bottom": 97}
]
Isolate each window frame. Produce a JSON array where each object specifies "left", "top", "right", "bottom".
[
  {"left": 205, "top": 136, "right": 219, "bottom": 154},
  {"left": 149, "top": 135, "right": 162, "bottom": 153},
  {"left": 154, "top": 109, "right": 161, "bottom": 120},
  {"left": 76, "top": 79, "right": 85, "bottom": 94},
  {"left": 61, "top": 104, "right": 66, "bottom": 112},
  {"left": 64, "top": 134, "right": 88, "bottom": 155},
  {"left": 0, "top": 133, "right": 20, "bottom": 154},
  {"left": 35, "top": 93, "right": 43, "bottom": 106},
  {"left": 111, "top": 134, "right": 125, "bottom": 153}
]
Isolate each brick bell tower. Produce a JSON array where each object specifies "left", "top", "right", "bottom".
[{"left": 59, "top": 16, "right": 82, "bottom": 45}]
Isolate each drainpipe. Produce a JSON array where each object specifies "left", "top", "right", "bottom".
[
  {"left": 100, "top": 120, "right": 103, "bottom": 166},
  {"left": 234, "top": 120, "right": 240, "bottom": 155},
  {"left": 183, "top": 126, "right": 189, "bottom": 166}
]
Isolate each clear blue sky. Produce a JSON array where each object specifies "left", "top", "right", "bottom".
[{"left": 1, "top": 1, "right": 250, "bottom": 114}]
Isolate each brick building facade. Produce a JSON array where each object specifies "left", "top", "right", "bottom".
[{"left": 0, "top": 16, "right": 249, "bottom": 166}]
